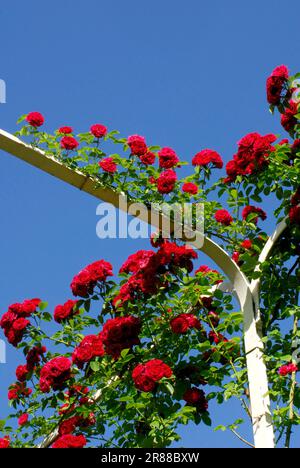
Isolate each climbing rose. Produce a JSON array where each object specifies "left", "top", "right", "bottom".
[
  {"left": 18, "top": 413, "right": 29, "bottom": 426},
  {"left": 214, "top": 209, "right": 233, "bottom": 226},
  {"left": 182, "top": 182, "right": 198, "bottom": 195},
  {"left": 192, "top": 149, "right": 223, "bottom": 169},
  {"left": 242, "top": 205, "right": 267, "bottom": 224},
  {"left": 225, "top": 133, "right": 276, "bottom": 182},
  {"left": 132, "top": 359, "right": 172, "bottom": 392},
  {"left": 266, "top": 65, "right": 289, "bottom": 105},
  {"left": 232, "top": 251, "right": 240, "bottom": 264},
  {"left": 127, "top": 135, "right": 147, "bottom": 156},
  {"left": 90, "top": 124, "right": 107, "bottom": 138},
  {"left": 0, "top": 437, "right": 10, "bottom": 449},
  {"left": 16, "top": 365, "right": 29, "bottom": 382},
  {"left": 157, "top": 169, "right": 177, "bottom": 194},
  {"left": 52, "top": 434, "right": 87, "bottom": 449},
  {"left": 278, "top": 363, "right": 298, "bottom": 376},
  {"left": 289, "top": 206, "right": 300, "bottom": 225},
  {"left": 183, "top": 388, "right": 208, "bottom": 412},
  {"left": 54, "top": 300, "right": 78, "bottom": 323},
  {"left": 0, "top": 298, "right": 41, "bottom": 346},
  {"left": 101, "top": 316, "right": 141, "bottom": 358},
  {"left": 58, "top": 126, "right": 73, "bottom": 134},
  {"left": 71, "top": 259, "right": 113, "bottom": 297},
  {"left": 39, "top": 357, "right": 71, "bottom": 393},
  {"left": 139, "top": 151, "right": 155, "bottom": 165},
  {"left": 119, "top": 250, "right": 155, "bottom": 274},
  {"left": 158, "top": 147, "right": 179, "bottom": 169},
  {"left": 72, "top": 334, "right": 105, "bottom": 368},
  {"left": 26, "top": 112, "right": 44, "bottom": 127},
  {"left": 99, "top": 157, "right": 117, "bottom": 173},
  {"left": 170, "top": 313, "right": 201, "bottom": 334},
  {"left": 60, "top": 136, "right": 79, "bottom": 150}
]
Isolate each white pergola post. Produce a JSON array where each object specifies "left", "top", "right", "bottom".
[{"left": 0, "top": 129, "right": 282, "bottom": 448}]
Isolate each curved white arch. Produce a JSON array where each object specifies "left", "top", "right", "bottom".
[{"left": 0, "top": 129, "right": 286, "bottom": 448}]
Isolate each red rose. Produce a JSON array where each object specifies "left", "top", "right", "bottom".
[
  {"left": 26, "top": 112, "right": 44, "bottom": 127},
  {"left": 58, "top": 126, "right": 73, "bottom": 134},
  {"left": 59, "top": 416, "right": 79, "bottom": 436},
  {"left": 139, "top": 151, "right": 155, "bottom": 165},
  {"left": 278, "top": 363, "right": 298, "bottom": 376},
  {"left": 192, "top": 149, "right": 223, "bottom": 169},
  {"left": 281, "top": 101, "right": 298, "bottom": 132},
  {"left": 0, "top": 437, "right": 10, "bottom": 449},
  {"left": 266, "top": 65, "right": 289, "bottom": 105},
  {"left": 39, "top": 357, "right": 71, "bottom": 393},
  {"left": 99, "top": 157, "right": 117, "bottom": 173},
  {"left": 158, "top": 147, "right": 179, "bottom": 169},
  {"left": 54, "top": 300, "right": 78, "bottom": 323},
  {"left": 12, "top": 318, "right": 30, "bottom": 331},
  {"left": 26, "top": 346, "right": 46, "bottom": 370},
  {"left": 150, "top": 232, "right": 165, "bottom": 248},
  {"left": 16, "top": 365, "right": 29, "bottom": 382},
  {"left": 119, "top": 250, "right": 155, "bottom": 274},
  {"left": 132, "top": 359, "right": 172, "bottom": 392},
  {"left": 183, "top": 388, "right": 208, "bottom": 412},
  {"left": 72, "top": 334, "right": 105, "bottom": 368},
  {"left": 242, "top": 205, "right": 267, "bottom": 224},
  {"left": 182, "top": 182, "right": 198, "bottom": 195},
  {"left": 90, "top": 124, "right": 107, "bottom": 138},
  {"left": 214, "top": 209, "right": 233, "bottom": 226},
  {"left": 170, "top": 313, "right": 201, "bottom": 334},
  {"left": 60, "top": 136, "right": 79, "bottom": 150},
  {"left": 18, "top": 413, "right": 29, "bottom": 426},
  {"left": 52, "top": 434, "right": 87, "bottom": 449},
  {"left": 157, "top": 169, "right": 177, "bottom": 194},
  {"left": 241, "top": 239, "right": 252, "bottom": 250},
  {"left": 101, "top": 316, "right": 141, "bottom": 358},
  {"left": 127, "top": 135, "right": 147, "bottom": 156},
  {"left": 289, "top": 206, "right": 300, "bottom": 225}
]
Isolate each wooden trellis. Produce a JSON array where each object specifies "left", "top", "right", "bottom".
[{"left": 0, "top": 129, "right": 287, "bottom": 448}]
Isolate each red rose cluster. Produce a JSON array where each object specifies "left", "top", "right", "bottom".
[
  {"left": 278, "top": 363, "right": 298, "bottom": 376},
  {"left": 170, "top": 313, "right": 201, "bottom": 334},
  {"left": 0, "top": 298, "right": 41, "bottom": 346},
  {"left": 58, "top": 126, "right": 73, "bottom": 134},
  {"left": 158, "top": 147, "right": 179, "bottom": 169},
  {"left": 39, "top": 357, "right": 71, "bottom": 393},
  {"left": 26, "top": 345, "right": 47, "bottom": 370},
  {"left": 101, "top": 316, "right": 141, "bottom": 358},
  {"left": 54, "top": 300, "right": 78, "bottom": 323},
  {"left": 242, "top": 205, "right": 267, "bottom": 224},
  {"left": 113, "top": 242, "right": 197, "bottom": 308},
  {"left": 266, "top": 65, "right": 289, "bottom": 105},
  {"left": 192, "top": 149, "right": 223, "bottom": 169},
  {"left": 52, "top": 434, "right": 87, "bottom": 449},
  {"left": 132, "top": 359, "right": 172, "bottom": 392},
  {"left": 72, "top": 334, "right": 105, "bottom": 368},
  {"left": 58, "top": 412, "right": 95, "bottom": 437},
  {"left": 225, "top": 132, "right": 277, "bottom": 182},
  {"left": 183, "top": 387, "right": 208, "bottom": 412},
  {"left": 127, "top": 135, "right": 147, "bottom": 156},
  {"left": 99, "top": 157, "right": 117, "bottom": 173},
  {"left": 289, "top": 188, "right": 300, "bottom": 225},
  {"left": 8, "top": 382, "right": 32, "bottom": 401},
  {"left": 71, "top": 259, "right": 113, "bottom": 297}
]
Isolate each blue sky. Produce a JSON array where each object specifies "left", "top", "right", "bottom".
[{"left": 0, "top": 0, "right": 298, "bottom": 448}]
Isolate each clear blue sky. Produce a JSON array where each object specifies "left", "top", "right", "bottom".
[{"left": 0, "top": 0, "right": 298, "bottom": 448}]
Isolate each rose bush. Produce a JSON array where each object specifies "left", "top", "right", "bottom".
[{"left": 0, "top": 64, "right": 300, "bottom": 448}]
